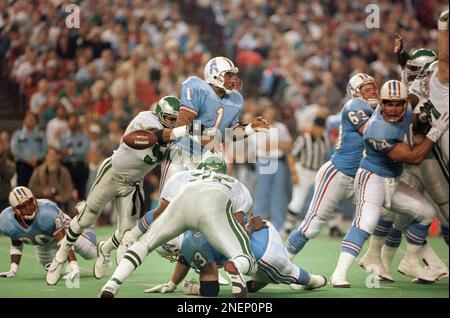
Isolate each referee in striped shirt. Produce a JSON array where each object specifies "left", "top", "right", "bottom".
[{"left": 283, "top": 117, "right": 329, "bottom": 235}]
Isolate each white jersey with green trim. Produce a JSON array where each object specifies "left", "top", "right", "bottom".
[
  {"left": 429, "top": 68, "right": 449, "bottom": 161},
  {"left": 112, "top": 111, "right": 167, "bottom": 182},
  {"left": 161, "top": 169, "right": 253, "bottom": 214}
]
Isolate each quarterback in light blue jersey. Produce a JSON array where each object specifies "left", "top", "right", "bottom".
[
  {"left": 145, "top": 218, "right": 326, "bottom": 297},
  {"left": 0, "top": 187, "right": 96, "bottom": 281},
  {"left": 160, "top": 56, "right": 270, "bottom": 187},
  {"left": 331, "top": 80, "right": 449, "bottom": 288},
  {"left": 286, "top": 73, "right": 380, "bottom": 259}
]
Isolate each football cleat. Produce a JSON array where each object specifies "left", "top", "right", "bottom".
[
  {"left": 359, "top": 254, "right": 395, "bottom": 282},
  {"left": 330, "top": 274, "right": 351, "bottom": 288},
  {"left": 100, "top": 284, "right": 118, "bottom": 298},
  {"left": 224, "top": 260, "right": 248, "bottom": 298},
  {"left": 45, "top": 259, "right": 65, "bottom": 285},
  {"left": 304, "top": 274, "right": 327, "bottom": 290},
  {"left": 94, "top": 241, "right": 112, "bottom": 279},
  {"left": 397, "top": 257, "right": 423, "bottom": 279}
]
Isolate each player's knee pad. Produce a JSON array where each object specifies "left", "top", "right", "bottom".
[
  {"left": 356, "top": 202, "right": 381, "bottom": 234},
  {"left": 200, "top": 281, "right": 219, "bottom": 297}
]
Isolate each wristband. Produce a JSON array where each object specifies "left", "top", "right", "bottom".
[
  {"left": 10, "top": 263, "right": 19, "bottom": 273},
  {"left": 245, "top": 124, "right": 255, "bottom": 136},
  {"left": 167, "top": 280, "right": 177, "bottom": 290},
  {"left": 426, "top": 127, "right": 443, "bottom": 143},
  {"left": 172, "top": 126, "right": 189, "bottom": 139}
]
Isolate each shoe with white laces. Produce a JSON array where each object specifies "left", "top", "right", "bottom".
[
  {"left": 94, "top": 241, "right": 112, "bottom": 279},
  {"left": 45, "top": 259, "right": 66, "bottom": 285},
  {"left": 224, "top": 261, "right": 248, "bottom": 298}
]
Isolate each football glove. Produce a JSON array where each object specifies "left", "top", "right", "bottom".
[
  {"left": 427, "top": 112, "right": 449, "bottom": 143},
  {"left": 144, "top": 281, "right": 177, "bottom": 293}
]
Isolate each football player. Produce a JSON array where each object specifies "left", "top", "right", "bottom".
[
  {"left": 362, "top": 63, "right": 449, "bottom": 282},
  {"left": 286, "top": 73, "right": 381, "bottom": 259},
  {"left": 160, "top": 56, "right": 269, "bottom": 187},
  {"left": 145, "top": 218, "right": 326, "bottom": 297},
  {"left": 330, "top": 80, "right": 448, "bottom": 287},
  {"left": 0, "top": 187, "right": 96, "bottom": 281},
  {"left": 100, "top": 155, "right": 256, "bottom": 298},
  {"left": 46, "top": 95, "right": 192, "bottom": 284}
]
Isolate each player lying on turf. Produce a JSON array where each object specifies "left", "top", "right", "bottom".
[
  {"left": 0, "top": 186, "right": 96, "bottom": 281},
  {"left": 145, "top": 217, "right": 326, "bottom": 297},
  {"left": 100, "top": 155, "right": 257, "bottom": 298}
]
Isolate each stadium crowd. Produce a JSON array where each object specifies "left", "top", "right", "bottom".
[{"left": 0, "top": 0, "right": 445, "bottom": 228}]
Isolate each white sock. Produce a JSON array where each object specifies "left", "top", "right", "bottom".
[
  {"left": 332, "top": 252, "right": 355, "bottom": 280},
  {"left": 403, "top": 242, "right": 422, "bottom": 264},
  {"left": 381, "top": 245, "right": 397, "bottom": 272},
  {"left": 421, "top": 243, "right": 446, "bottom": 268},
  {"left": 365, "top": 235, "right": 384, "bottom": 257}
]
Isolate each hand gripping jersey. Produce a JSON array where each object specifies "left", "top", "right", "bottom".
[
  {"left": 360, "top": 105, "right": 413, "bottom": 178},
  {"left": 161, "top": 169, "right": 253, "bottom": 214},
  {"left": 112, "top": 111, "right": 166, "bottom": 181},
  {"left": 176, "top": 76, "right": 244, "bottom": 154},
  {"left": 331, "top": 98, "right": 374, "bottom": 177},
  {"left": 0, "top": 199, "right": 69, "bottom": 245}
]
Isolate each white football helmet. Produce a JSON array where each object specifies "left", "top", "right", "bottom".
[
  {"left": 204, "top": 56, "right": 242, "bottom": 94},
  {"left": 8, "top": 186, "right": 38, "bottom": 222},
  {"left": 155, "top": 235, "right": 183, "bottom": 262},
  {"left": 346, "top": 73, "right": 379, "bottom": 107},
  {"left": 379, "top": 80, "right": 409, "bottom": 123}
]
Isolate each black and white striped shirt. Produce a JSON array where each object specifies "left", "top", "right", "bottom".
[{"left": 292, "top": 132, "right": 328, "bottom": 171}]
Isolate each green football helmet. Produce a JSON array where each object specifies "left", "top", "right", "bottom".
[
  {"left": 155, "top": 95, "right": 181, "bottom": 128},
  {"left": 402, "top": 48, "right": 437, "bottom": 86},
  {"left": 196, "top": 154, "right": 227, "bottom": 174}
]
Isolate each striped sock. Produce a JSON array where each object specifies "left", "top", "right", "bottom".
[
  {"left": 384, "top": 227, "right": 402, "bottom": 248},
  {"left": 341, "top": 225, "right": 369, "bottom": 257},
  {"left": 297, "top": 268, "right": 311, "bottom": 285},
  {"left": 441, "top": 225, "right": 449, "bottom": 245},
  {"left": 102, "top": 232, "right": 121, "bottom": 255},
  {"left": 138, "top": 209, "right": 156, "bottom": 233},
  {"left": 406, "top": 222, "right": 429, "bottom": 246},
  {"left": 373, "top": 218, "right": 393, "bottom": 237},
  {"left": 286, "top": 229, "right": 309, "bottom": 255}
]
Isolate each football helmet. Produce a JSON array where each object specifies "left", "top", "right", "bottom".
[
  {"left": 379, "top": 80, "right": 409, "bottom": 123},
  {"left": 346, "top": 73, "right": 379, "bottom": 107},
  {"left": 155, "top": 95, "right": 181, "bottom": 129},
  {"left": 197, "top": 153, "right": 227, "bottom": 174},
  {"left": 402, "top": 48, "right": 437, "bottom": 86},
  {"left": 204, "top": 56, "right": 242, "bottom": 94},
  {"left": 155, "top": 236, "right": 182, "bottom": 262},
  {"left": 8, "top": 186, "right": 38, "bottom": 222}
]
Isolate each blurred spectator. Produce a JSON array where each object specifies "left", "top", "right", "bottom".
[
  {"left": 60, "top": 114, "right": 90, "bottom": 200},
  {"left": 11, "top": 112, "right": 47, "bottom": 186},
  {"left": 251, "top": 105, "right": 292, "bottom": 231},
  {"left": 0, "top": 131, "right": 15, "bottom": 211},
  {"left": 98, "top": 120, "right": 122, "bottom": 157},
  {"left": 29, "top": 79, "right": 49, "bottom": 115},
  {"left": 46, "top": 104, "right": 68, "bottom": 148},
  {"left": 28, "top": 146, "right": 74, "bottom": 212}
]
